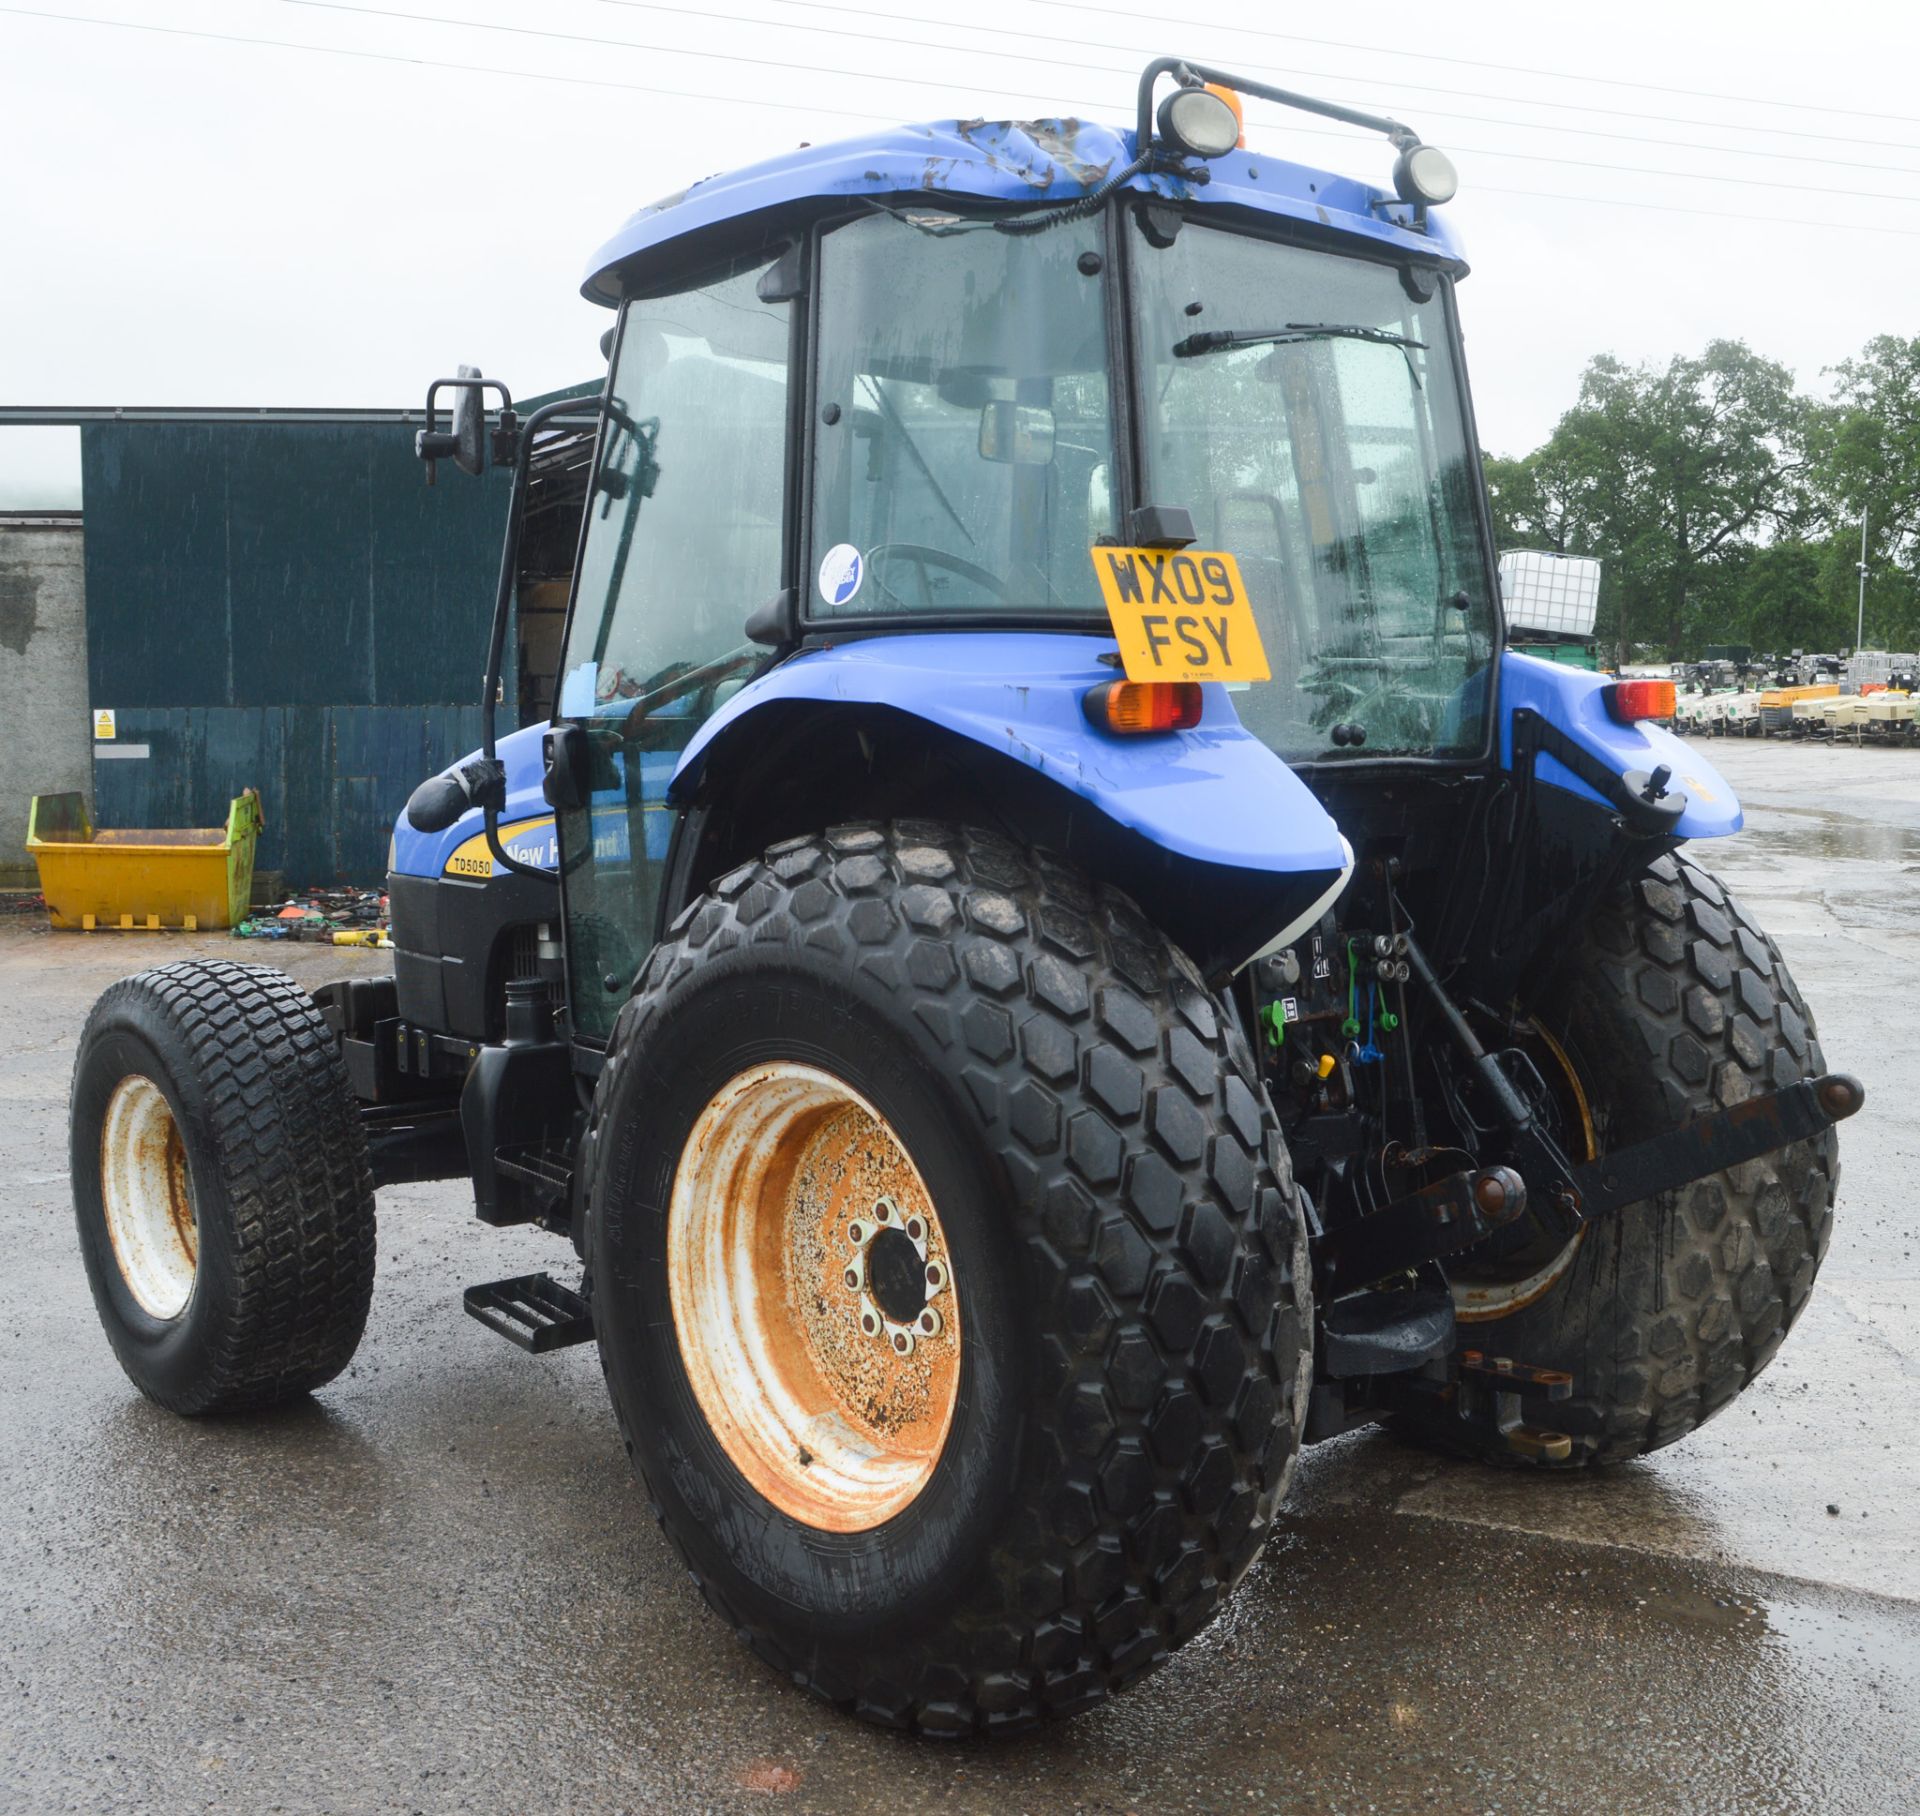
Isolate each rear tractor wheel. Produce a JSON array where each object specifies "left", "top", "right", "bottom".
[
  {"left": 1398, "top": 851, "right": 1837, "bottom": 1467},
  {"left": 584, "top": 823, "right": 1311, "bottom": 1732}
]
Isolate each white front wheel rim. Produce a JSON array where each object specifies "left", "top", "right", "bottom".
[{"left": 99, "top": 1074, "right": 199, "bottom": 1320}]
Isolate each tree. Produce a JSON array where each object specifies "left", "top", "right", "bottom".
[
  {"left": 1483, "top": 445, "right": 1583, "bottom": 553},
  {"left": 1486, "top": 342, "right": 1810, "bottom": 660},
  {"left": 1702, "top": 538, "right": 1842, "bottom": 653},
  {"left": 1811, "top": 335, "right": 1920, "bottom": 648}
]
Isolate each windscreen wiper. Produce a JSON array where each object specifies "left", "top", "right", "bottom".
[{"left": 1172, "top": 321, "right": 1427, "bottom": 387}]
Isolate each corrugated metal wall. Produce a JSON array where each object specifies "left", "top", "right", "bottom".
[
  {"left": 80, "top": 422, "right": 512, "bottom": 887},
  {"left": 0, "top": 518, "right": 92, "bottom": 885}
]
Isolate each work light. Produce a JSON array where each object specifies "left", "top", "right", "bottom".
[
  {"left": 1392, "top": 143, "right": 1459, "bottom": 206},
  {"left": 1157, "top": 85, "right": 1241, "bottom": 159}
]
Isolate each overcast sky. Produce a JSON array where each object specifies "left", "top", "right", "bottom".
[{"left": 3, "top": 0, "right": 1918, "bottom": 505}]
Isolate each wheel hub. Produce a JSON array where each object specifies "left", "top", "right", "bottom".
[
  {"left": 864, "top": 1226, "right": 927, "bottom": 1324},
  {"left": 843, "top": 1195, "right": 950, "bottom": 1354}
]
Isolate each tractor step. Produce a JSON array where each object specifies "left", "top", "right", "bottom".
[
  {"left": 463, "top": 1272, "right": 594, "bottom": 1353},
  {"left": 1320, "top": 1284, "right": 1455, "bottom": 1377}
]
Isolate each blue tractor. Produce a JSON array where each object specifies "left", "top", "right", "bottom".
[{"left": 70, "top": 62, "right": 1860, "bottom": 1733}]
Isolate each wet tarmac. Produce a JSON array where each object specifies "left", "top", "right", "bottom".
[{"left": 3, "top": 735, "right": 1917, "bottom": 1814}]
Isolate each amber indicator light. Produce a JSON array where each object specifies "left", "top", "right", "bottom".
[{"left": 1084, "top": 680, "right": 1205, "bottom": 734}]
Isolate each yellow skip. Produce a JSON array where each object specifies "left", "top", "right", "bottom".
[{"left": 27, "top": 789, "right": 265, "bottom": 933}]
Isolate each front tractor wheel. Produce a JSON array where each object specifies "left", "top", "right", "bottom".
[
  {"left": 584, "top": 824, "right": 1310, "bottom": 1733},
  {"left": 70, "top": 961, "right": 376, "bottom": 1415}
]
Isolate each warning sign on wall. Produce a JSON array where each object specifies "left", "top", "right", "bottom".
[{"left": 92, "top": 709, "right": 116, "bottom": 741}]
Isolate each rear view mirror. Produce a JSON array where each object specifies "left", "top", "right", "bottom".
[
  {"left": 415, "top": 366, "right": 515, "bottom": 485},
  {"left": 449, "top": 364, "right": 487, "bottom": 476},
  {"left": 978, "top": 400, "right": 1056, "bottom": 466}
]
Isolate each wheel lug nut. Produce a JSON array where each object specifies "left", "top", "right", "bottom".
[
  {"left": 906, "top": 1216, "right": 924, "bottom": 1241},
  {"left": 843, "top": 1267, "right": 860, "bottom": 1290}
]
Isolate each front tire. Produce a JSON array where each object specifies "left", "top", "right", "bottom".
[
  {"left": 71, "top": 961, "right": 376, "bottom": 1414},
  {"left": 584, "top": 823, "right": 1310, "bottom": 1733}
]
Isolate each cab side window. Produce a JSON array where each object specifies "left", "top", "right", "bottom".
[{"left": 555, "top": 258, "right": 791, "bottom": 1036}]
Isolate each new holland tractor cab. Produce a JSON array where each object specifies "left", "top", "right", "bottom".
[{"left": 72, "top": 59, "right": 1862, "bottom": 1734}]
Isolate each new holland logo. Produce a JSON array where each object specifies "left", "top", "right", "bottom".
[{"left": 443, "top": 818, "right": 559, "bottom": 879}]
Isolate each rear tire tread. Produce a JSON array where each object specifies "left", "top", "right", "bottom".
[
  {"left": 1407, "top": 851, "right": 1837, "bottom": 1468},
  {"left": 584, "top": 821, "right": 1311, "bottom": 1733}
]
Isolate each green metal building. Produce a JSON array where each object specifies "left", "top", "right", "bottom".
[{"left": 3, "top": 397, "right": 592, "bottom": 889}]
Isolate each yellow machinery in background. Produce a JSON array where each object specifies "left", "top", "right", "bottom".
[
  {"left": 25, "top": 788, "right": 264, "bottom": 931},
  {"left": 1758, "top": 683, "right": 1839, "bottom": 734}
]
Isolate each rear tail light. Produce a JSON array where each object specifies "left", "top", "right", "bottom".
[
  {"left": 1604, "top": 679, "right": 1677, "bottom": 724},
  {"left": 1083, "top": 680, "right": 1204, "bottom": 734}
]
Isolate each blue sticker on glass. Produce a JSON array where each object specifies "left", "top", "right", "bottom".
[{"left": 818, "top": 542, "right": 863, "bottom": 606}]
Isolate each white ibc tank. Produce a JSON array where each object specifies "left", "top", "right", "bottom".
[{"left": 1499, "top": 550, "right": 1602, "bottom": 638}]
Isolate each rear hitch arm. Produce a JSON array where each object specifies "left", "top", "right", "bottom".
[
  {"left": 1314, "top": 934, "right": 1869, "bottom": 1292},
  {"left": 1570, "top": 1071, "right": 1864, "bottom": 1219},
  {"left": 1315, "top": 1164, "right": 1526, "bottom": 1294}
]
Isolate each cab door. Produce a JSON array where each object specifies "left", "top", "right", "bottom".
[{"left": 552, "top": 253, "right": 795, "bottom": 1041}]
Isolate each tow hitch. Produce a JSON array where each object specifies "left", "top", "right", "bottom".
[
  {"left": 1313, "top": 931, "right": 1866, "bottom": 1292},
  {"left": 1565, "top": 1071, "right": 1863, "bottom": 1220},
  {"left": 1304, "top": 930, "right": 1864, "bottom": 1459}
]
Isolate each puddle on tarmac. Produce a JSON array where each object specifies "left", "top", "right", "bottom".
[
  {"left": 1640, "top": 1582, "right": 1770, "bottom": 1635},
  {"left": 1766, "top": 1595, "right": 1920, "bottom": 1680},
  {"left": 1743, "top": 816, "right": 1920, "bottom": 865}
]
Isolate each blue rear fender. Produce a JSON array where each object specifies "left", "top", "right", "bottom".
[
  {"left": 388, "top": 649, "right": 1731, "bottom": 921},
  {"left": 674, "top": 631, "right": 1355, "bottom": 961},
  {"left": 1498, "top": 651, "right": 1742, "bottom": 840}
]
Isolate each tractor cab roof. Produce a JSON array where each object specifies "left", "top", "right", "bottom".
[{"left": 582, "top": 117, "right": 1467, "bottom": 305}]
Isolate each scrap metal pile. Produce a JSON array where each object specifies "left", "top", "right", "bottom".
[{"left": 232, "top": 887, "right": 391, "bottom": 947}]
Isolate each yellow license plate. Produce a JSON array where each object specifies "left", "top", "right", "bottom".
[{"left": 1090, "top": 547, "right": 1271, "bottom": 684}]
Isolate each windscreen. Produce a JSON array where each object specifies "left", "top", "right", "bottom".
[
  {"left": 1131, "top": 218, "right": 1497, "bottom": 761},
  {"left": 810, "top": 210, "right": 1115, "bottom": 618}
]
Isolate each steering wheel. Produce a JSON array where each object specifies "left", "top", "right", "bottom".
[{"left": 864, "top": 542, "right": 1011, "bottom": 609}]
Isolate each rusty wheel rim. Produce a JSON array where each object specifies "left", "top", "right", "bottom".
[
  {"left": 99, "top": 1074, "right": 199, "bottom": 1320},
  {"left": 667, "top": 1063, "right": 961, "bottom": 1532}
]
